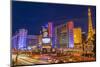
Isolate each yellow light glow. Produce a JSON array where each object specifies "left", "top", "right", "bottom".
[{"left": 74, "top": 28, "right": 82, "bottom": 44}]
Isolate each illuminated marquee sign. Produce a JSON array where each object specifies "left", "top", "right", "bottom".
[{"left": 42, "top": 38, "right": 51, "bottom": 44}]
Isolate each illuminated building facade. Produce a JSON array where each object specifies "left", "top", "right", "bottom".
[
  {"left": 54, "top": 27, "right": 59, "bottom": 48},
  {"left": 18, "top": 29, "right": 27, "bottom": 50},
  {"left": 48, "top": 22, "right": 53, "bottom": 37},
  {"left": 48, "top": 22, "right": 56, "bottom": 48},
  {"left": 12, "top": 35, "right": 18, "bottom": 49},
  {"left": 54, "top": 21, "right": 74, "bottom": 48},
  {"left": 27, "top": 35, "right": 39, "bottom": 47},
  {"left": 73, "top": 28, "right": 83, "bottom": 55},
  {"left": 55, "top": 24, "right": 68, "bottom": 48},
  {"left": 41, "top": 22, "right": 54, "bottom": 53},
  {"left": 67, "top": 21, "right": 74, "bottom": 48},
  {"left": 54, "top": 26, "right": 60, "bottom": 48},
  {"left": 74, "top": 28, "right": 82, "bottom": 44}
]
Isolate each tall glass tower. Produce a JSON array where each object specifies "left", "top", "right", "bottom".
[
  {"left": 67, "top": 21, "right": 74, "bottom": 48},
  {"left": 18, "top": 29, "right": 27, "bottom": 50}
]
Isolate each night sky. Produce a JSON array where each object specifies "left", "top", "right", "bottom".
[{"left": 12, "top": 1, "right": 96, "bottom": 35}]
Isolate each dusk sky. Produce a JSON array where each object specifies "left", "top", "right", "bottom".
[{"left": 12, "top": 1, "right": 96, "bottom": 35}]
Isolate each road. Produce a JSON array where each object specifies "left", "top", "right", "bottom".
[
  {"left": 12, "top": 54, "right": 49, "bottom": 65},
  {"left": 12, "top": 53, "right": 96, "bottom": 65}
]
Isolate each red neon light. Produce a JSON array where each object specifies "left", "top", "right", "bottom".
[{"left": 48, "top": 22, "right": 52, "bottom": 37}]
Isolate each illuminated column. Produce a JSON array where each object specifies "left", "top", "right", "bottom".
[
  {"left": 48, "top": 22, "right": 53, "bottom": 37},
  {"left": 54, "top": 27, "right": 57, "bottom": 47},
  {"left": 12, "top": 35, "right": 18, "bottom": 49},
  {"left": 18, "top": 29, "right": 27, "bottom": 50},
  {"left": 55, "top": 26, "right": 60, "bottom": 48},
  {"left": 67, "top": 21, "right": 74, "bottom": 48},
  {"left": 48, "top": 22, "right": 55, "bottom": 48}
]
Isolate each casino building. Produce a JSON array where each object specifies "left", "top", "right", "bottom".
[{"left": 55, "top": 21, "right": 74, "bottom": 49}]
